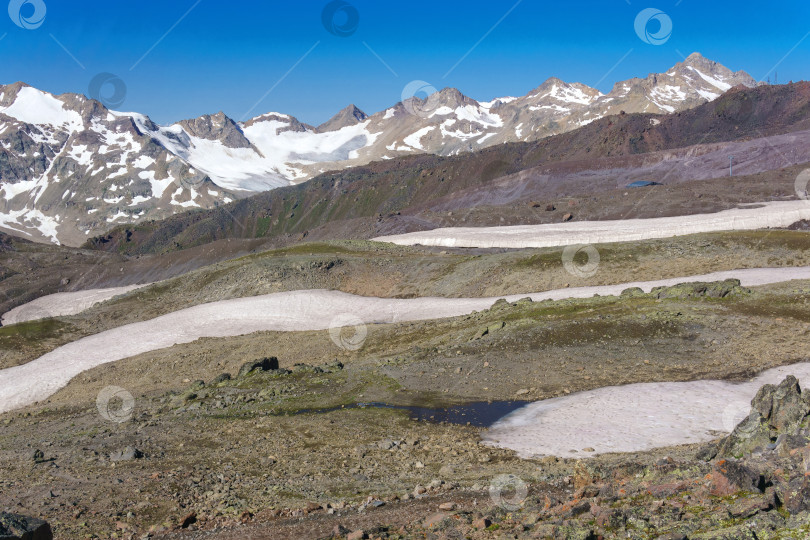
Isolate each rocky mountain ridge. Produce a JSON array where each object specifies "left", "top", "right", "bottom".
[{"left": 0, "top": 53, "right": 759, "bottom": 245}]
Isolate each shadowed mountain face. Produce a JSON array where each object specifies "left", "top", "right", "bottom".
[
  {"left": 0, "top": 53, "right": 760, "bottom": 245},
  {"left": 86, "top": 82, "right": 810, "bottom": 257}
]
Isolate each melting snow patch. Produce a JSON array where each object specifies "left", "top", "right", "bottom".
[
  {"left": 403, "top": 126, "right": 435, "bottom": 150},
  {"left": 485, "top": 361, "right": 810, "bottom": 457},
  {"left": 689, "top": 67, "right": 732, "bottom": 91},
  {"left": 373, "top": 201, "right": 810, "bottom": 248}
]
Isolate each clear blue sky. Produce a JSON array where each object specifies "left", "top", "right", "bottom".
[{"left": 1, "top": 0, "right": 809, "bottom": 125}]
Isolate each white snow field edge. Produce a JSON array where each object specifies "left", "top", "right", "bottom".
[
  {"left": 372, "top": 200, "right": 810, "bottom": 248},
  {"left": 1, "top": 284, "right": 149, "bottom": 326},
  {"left": 1, "top": 266, "right": 809, "bottom": 417},
  {"left": 484, "top": 362, "right": 810, "bottom": 459}
]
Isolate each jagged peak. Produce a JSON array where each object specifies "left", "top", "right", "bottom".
[{"left": 317, "top": 104, "right": 368, "bottom": 132}]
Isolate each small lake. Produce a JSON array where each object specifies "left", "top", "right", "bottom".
[{"left": 293, "top": 400, "right": 531, "bottom": 427}]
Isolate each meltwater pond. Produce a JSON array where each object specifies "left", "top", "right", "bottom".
[{"left": 292, "top": 400, "right": 531, "bottom": 427}]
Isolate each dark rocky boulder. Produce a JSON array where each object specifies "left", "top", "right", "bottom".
[
  {"left": 238, "top": 357, "right": 280, "bottom": 377},
  {"left": 0, "top": 513, "right": 52, "bottom": 540},
  {"left": 110, "top": 446, "right": 144, "bottom": 462}
]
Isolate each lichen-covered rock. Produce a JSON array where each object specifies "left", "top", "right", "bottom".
[
  {"left": 707, "top": 459, "right": 765, "bottom": 496},
  {"left": 653, "top": 279, "right": 746, "bottom": 300},
  {"left": 781, "top": 476, "right": 810, "bottom": 515},
  {"left": 717, "top": 376, "right": 810, "bottom": 458},
  {"left": 0, "top": 513, "right": 52, "bottom": 540},
  {"left": 690, "top": 524, "right": 758, "bottom": 539}
]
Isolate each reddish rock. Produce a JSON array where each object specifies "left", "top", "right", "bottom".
[
  {"left": 180, "top": 512, "right": 197, "bottom": 529},
  {"left": 573, "top": 484, "right": 600, "bottom": 499},
  {"left": 708, "top": 459, "right": 763, "bottom": 496},
  {"left": 562, "top": 213, "right": 574, "bottom": 222},
  {"left": 473, "top": 516, "right": 492, "bottom": 529},
  {"left": 423, "top": 512, "right": 450, "bottom": 528},
  {"left": 647, "top": 481, "right": 687, "bottom": 498}
]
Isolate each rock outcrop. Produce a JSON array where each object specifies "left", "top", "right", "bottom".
[{"left": 0, "top": 513, "right": 52, "bottom": 540}]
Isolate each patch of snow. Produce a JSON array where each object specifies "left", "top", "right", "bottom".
[
  {"left": 373, "top": 201, "right": 810, "bottom": 248},
  {"left": 0, "top": 87, "right": 83, "bottom": 131},
  {"left": 2, "top": 284, "right": 149, "bottom": 325},
  {"left": 403, "top": 126, "right": 436, "bottom": 150},
  {"left": 486, "top": 360, "right": 810, "bottom": 458},
  {"left": 689, "top": 67, "right": 732, "bottom": 91}
]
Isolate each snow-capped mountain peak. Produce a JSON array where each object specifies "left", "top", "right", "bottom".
[{"left": 0, "top": 53, "right": 759, "bottom": 245}]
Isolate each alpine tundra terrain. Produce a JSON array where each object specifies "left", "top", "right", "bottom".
[{"left": 4, "top": 60, "right": 810, "bottom": 540}]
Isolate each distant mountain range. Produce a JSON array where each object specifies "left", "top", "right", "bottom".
[{"left": 0, "top": 52, "right": 759, "bottom": 245}]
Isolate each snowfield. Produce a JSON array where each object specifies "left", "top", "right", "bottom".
[
  {"left": 1, "top": 284, "right": 149, "bottom": 326},
  {"left": 484, "top": 362, "right": 810, "bottom": 458},
  {"left": 1, "top": 266, "right": 810, "bottom": 415},
  {"left": 373, "top": 201, "right": 810, "bottom": 248}
]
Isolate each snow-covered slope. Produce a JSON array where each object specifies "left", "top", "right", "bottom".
[{"left": 0, "top": 53, "right": 759, "bottom": 245}]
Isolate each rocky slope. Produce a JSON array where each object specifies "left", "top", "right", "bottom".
[
  {"left": 0, "top": 53, "right": 758, "bottom": 245},
  {"left": 3, "top": 274, "right": 810, "bottom": 539}
]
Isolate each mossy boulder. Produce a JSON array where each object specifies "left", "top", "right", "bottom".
[{"left": 653, "top": 279, "right": 747, "bottom": 300}]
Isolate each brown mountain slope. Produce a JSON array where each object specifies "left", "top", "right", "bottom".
[{"left": 86, "top": 82, "right": 810, "bottom": 256}]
